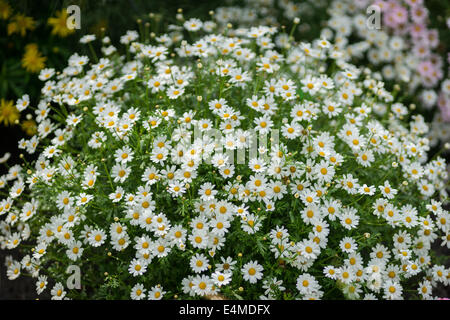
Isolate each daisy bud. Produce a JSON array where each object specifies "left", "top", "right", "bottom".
[
  {"left": 293, "top": 17, "right": 300, "bottom": 24},
  {"left": 197, "top": 63, "right": 202, "bottom": 69},
  {"left": 444, "top": 143, "right": 450, "bottom": 150},
  {"left": 227, "top": 23, "right": 232, "bottom": 29},
  {"left": 197, "top": 96, "right": 202, "bottom": 102},
  {"left": 402, "top": 181, "right": 408, "bottom": 186},
  {"left": 238, "top": 253, "right": 242, "bottom": 257},
  {"left": 364, "top": 233, "right": 370, "bottom": 238},
  {"left": 209, "top": 10, "right": 214, "bottom": 15},
  {"left": 409, "top": 104, "right": 416, "bottom": 110},
  {"left": 238, "top": 287, "right": 244, "bottom": 292}
]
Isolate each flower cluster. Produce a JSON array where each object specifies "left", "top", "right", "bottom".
[
  {"left": 1, "top": 12, "right": 449, "bottom": 300},
  {"left": 214, "top": 0, "right": 450, "bottom": 148},
  {"left": 325, "top": 0, "right": 443, "bottom": 90},
  {"left": 320, "top": 0, "right": 450, "bottom": 148}
]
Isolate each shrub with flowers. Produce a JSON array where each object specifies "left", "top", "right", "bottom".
[
  {"left": 319, "top": 0, "right": 450, "bottom": 148},
  {"left": 1, "top": 11, "right": 449, "bottom": 300}
]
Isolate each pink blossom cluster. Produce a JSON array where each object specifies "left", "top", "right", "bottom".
[
  {"left": 375, "top": 0, "right": 444, "bottom": 89},
  {"left": 437, "top": 91, "right": 450, "bottom": 122}
]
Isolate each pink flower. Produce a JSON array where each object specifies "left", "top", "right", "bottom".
[
  {"left": 391, "top": 6, "right": 409, "bottom": 25},
  {"left": 426, "top": 29, "right": 439, "bottom": 49},
  {"left": 413, "top": 43, "right": 431, "bottom": 59},
  {"left": 373, "top": 0, "right": 390, "bottom": 12},
  {"left": 417, "top": 61, "right": 435, "bottom": 77},
  {"left": 410, "top": 23, "right": 427, "bottom": 38}
]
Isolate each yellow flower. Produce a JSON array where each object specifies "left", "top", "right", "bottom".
[
  {"left": 0, "top": 0, "right": 12, "bottom": 20},
  {"left": 48, "top": 10, "right": 75, "bottom": 38},
  {"left": 22, "top": 43, "right": 46, "bottom": 73},
  {"left": 21, "top": 119, "right": 37, "bottom": 136},
  {"left": 0, "top": 99, "right": 19, "bottom": 126},
  {"left": 7, "top": 13, "right": 35, "bottom": 36}
]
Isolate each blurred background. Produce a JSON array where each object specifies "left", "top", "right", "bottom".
[
  {"left": 0, "top": 0, "right": 227, "bottom": 299},
  {"left": 0, "top": 0, "right": 449, "bottom": 299}
]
